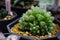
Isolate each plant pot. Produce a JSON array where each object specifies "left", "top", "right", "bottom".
[
  {"left": 7, "top": 18, "right": 60, "bottom": 40},
  {"left": 0, "top": 12, "right": 17, "bottom": 33},
  {"left": 0, "top": 7, "right": 17, "bottom": 33}
]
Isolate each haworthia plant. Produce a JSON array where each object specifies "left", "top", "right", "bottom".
[{"left": 19, "top": 6, "right": 55, "bottom": 35}]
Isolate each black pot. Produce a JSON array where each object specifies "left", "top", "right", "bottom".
[
  {"left": 0, "top": 6, "right": 17, "bottom": 33},
  {"left": 7, "top": 18, "right": 60, "bottom": 40}
]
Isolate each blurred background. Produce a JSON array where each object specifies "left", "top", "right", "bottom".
[{"left": 0, "top": 0, "right": 60, "bottom": 40}]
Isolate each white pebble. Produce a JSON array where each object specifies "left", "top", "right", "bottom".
[{"left": 6, "top": 35, "right": 21, "bottom": 40}]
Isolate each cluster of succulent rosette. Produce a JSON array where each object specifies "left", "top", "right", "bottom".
[{"left": 19, "top": 6, "right": 55, "bottom": 35}]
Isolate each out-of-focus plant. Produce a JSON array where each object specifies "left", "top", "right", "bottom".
[{"left": 0, "top": 8, "right": 7, "bottom": 19}]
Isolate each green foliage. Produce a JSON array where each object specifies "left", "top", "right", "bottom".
[
  {"left": 19, "top": 6, "right": 55, "bottom": 35},
  {"left": 0, "top": 9, "right": 7, "bottom": 19}
]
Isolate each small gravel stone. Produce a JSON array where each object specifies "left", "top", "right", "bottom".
[{"left": 0, "top": 32, "right": 22, "bottom": 40}]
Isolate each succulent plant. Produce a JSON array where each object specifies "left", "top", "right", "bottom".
[
  {"left": 19, "top": 6, "right": 55, "bottom": 36},
  {"left": 0, "top": 8, "right": 8, "bottom": 19}
]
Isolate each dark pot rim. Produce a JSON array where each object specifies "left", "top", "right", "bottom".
[
  {"left": 7, "top": 18, "right": 60, "bottom": 40},
  {"left": 0, "top": 11, "right": 17, "bottom": 21}
]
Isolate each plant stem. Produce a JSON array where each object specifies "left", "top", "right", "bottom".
[{"left": 5, "top": 0, "right": 13, "bottom": 16}]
